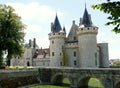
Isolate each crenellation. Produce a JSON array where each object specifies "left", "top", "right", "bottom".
[
  {"left": 49, "top": 32, "right": 66, "bottom": 40},
  {"left": 77, "top": 27, "right": 98, "bottom": 36},
  {"left": 65, "top": 42, "right": 78, "bottom": 48}
]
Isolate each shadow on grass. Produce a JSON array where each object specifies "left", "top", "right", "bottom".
[{"left": 55, "top": 83, "right": 70, "bottom": 87}]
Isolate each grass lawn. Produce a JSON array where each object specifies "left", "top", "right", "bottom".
[
  {"left": 31, "top": 78, "right": 104, "bottom": 88},
  {"left": 88, "top": 78, "right": 104, "bottom": 88}
]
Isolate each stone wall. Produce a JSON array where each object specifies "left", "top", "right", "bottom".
[
  {"left": 39, "top": 67, "right": 120, "bottom": 88},
  {"left": 0, "top": 68, "right": 39, "bottom": 88}
]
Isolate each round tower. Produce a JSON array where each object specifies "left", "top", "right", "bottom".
[
  {"left": 77, "top": 7, "right": 98, "bottom": 68},
  {"left": 49, "top": 15, "right": 66, "bottom": 67}
]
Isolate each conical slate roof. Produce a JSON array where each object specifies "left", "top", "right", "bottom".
[
  {"left": 82, "top": 7, "right": 92, "bottom": 27},
  {"left": 52, "top": 15, "right": 62, "bottom": 33}
]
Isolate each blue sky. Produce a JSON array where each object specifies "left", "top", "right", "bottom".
[{"left": 1, "top": 0, "right": 120, "bottom": 59}]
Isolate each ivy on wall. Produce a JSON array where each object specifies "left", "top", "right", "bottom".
[{"left": 62, "top": 46, "right": 69, "bottom": 66}]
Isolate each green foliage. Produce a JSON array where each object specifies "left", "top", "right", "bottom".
[
  {"left": 111, "top": 61, "right": 120, "bottom": 66},
  {"left": 92, "top": 1, "right": 120, "bottom": 33},
  {"left": 114, "top": 61, "right": 120, "bottom": 66},
  {"left": 62, "top": 46, "right": 69, "bottom": 66},
  {"left": 0, "top": 4, "right": 25, "bottom": 65}
]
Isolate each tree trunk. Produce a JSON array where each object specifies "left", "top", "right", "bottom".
[{"left": 0, "top": 51, "right": 3, "bottom": 66}]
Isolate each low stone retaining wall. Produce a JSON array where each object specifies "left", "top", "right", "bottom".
[{"left": 0, "top": 68, "right": 40, "bottom": 88}]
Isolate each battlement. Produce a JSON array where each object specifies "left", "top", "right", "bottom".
[
  {"left": 49, "top": 32, "right": 66, "bottom": 39},
  {"left": 77, "top": 27, "right": 98, "bottom": 36},
  {"left": 65, "top": 42, "right": 78, "bottom": 48}
]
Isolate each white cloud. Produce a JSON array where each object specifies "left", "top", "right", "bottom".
[
  {"left": 25, "top": 23, "right": 42, "bottom": 33},
  {"left": 36, "top": 37, "right": 49, "bottom": 48},
  {"left": 6, "top": 2, "right": 63, "bottom": 22},
  {"left": 108, "top": 37, "right": 120, "bottom": 45},
  {"left": 6, "top": 2, "right": 63, "bottom": 48},
  {"left": 109, "top": 50, "right": 120, "bottom": 59}
]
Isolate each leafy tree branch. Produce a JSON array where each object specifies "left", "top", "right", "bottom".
[{"left": 92, "top": 1, "right": 120, "bottom": 33}]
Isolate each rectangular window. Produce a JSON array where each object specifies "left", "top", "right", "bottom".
[
  {"left": 60, "top": 62, "right": 62, "bottom": 66},
  {"left": 43, "top": 62, "right": 45, "bottom": 66},
  {"left": 74, "top": 51, "right": 76, "bottom": 57},
  {"left": 74, "top": 60, "right": 77, "bottom": 66},
  {"left": 52, "top": 52, "right": 54, "bottom": 56}
]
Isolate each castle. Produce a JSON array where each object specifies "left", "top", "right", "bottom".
[{"left": 11, "top": 7, "right": 109, "bottom": 68}]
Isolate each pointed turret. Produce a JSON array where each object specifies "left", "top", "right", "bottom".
[
  {"left": 77, "top": 5, "right": 98, "bottom": 68},
  {"left": 49, "top": 14, "right": 66, "bottom": 67},
  {"left": 81, "top": 6, "right": 93, "bottom": 27},
  {"left": 51, "top": 14, "right": 62, "bottom": 33}
]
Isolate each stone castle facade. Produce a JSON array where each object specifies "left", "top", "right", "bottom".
[{"left": 11, "top": 7, "right": 109, "bottom": 68}]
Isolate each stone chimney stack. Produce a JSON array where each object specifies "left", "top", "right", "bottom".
[
  {"left": 29, "top": 39, "right": 31, "bottom": 47},
  {"left": 33, "top": 38, "right": 36, "bottom": 48},
  {"left": 73, "top": 20, "right": 75, "bottom": 24},
  {"left": 51, "top": 22, "right": 54, "bottom": 32},
  {"left": 79, "top": 18, "right": 82, "bottom": 25}
]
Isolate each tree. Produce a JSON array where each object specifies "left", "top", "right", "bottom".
[
  {"left": 110, "top": 61, "right": 120, "bottom": 67},
  {"left": 92, "top": 1, "right": 120, "bottom": 33},
  {"left": 0, "top": 4, "right": 25, "bottom": 66}
]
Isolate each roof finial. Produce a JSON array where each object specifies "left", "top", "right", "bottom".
[
  {"left": 55, "top": 9, "right": 57, "bottom": 16},
  {"left": 56, "top": 12, "right": 57, "bottom": 16},
  {"left": 85, "top": 1, "right": 86, "bottom": 9}
]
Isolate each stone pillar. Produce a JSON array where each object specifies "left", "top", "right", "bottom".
[
  {"left": 103, "top": 78, "right": 114, "bottom": 88},
  {"left": 70, "top": 77, "right": 78, "bottom": 88},
  {"left": 38, "top": 68, "right": 51, "bottom": 84}
]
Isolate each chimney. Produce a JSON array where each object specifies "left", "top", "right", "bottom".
[
  {"left": 33, "top": 38, "right": 36, "bottom": 48},
  {"left": 79, "top": 18, "right": 82, "bottom": 25},
  {"left": 51, "top": 22, "right": 54, "bottom": 32},
  {"left": 29, "top": 39, "right": 31, "bottom": 47},
  {"left": 73, "top": 20, "right": 75, "bottom": 24}
]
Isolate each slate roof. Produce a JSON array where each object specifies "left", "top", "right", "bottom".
[
  {"left": 38, "top": 48, "right": 50, "bottom": 56},
  {"left": 82, "top": 7, "right": 92, "bottom": 27},
  {"left": 52, "top": 15, "right": 62, "bottom": 33}
]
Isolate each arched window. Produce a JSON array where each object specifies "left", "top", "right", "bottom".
[{"left": 27, "top": 61, "right": 30, "bottom": 66}]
